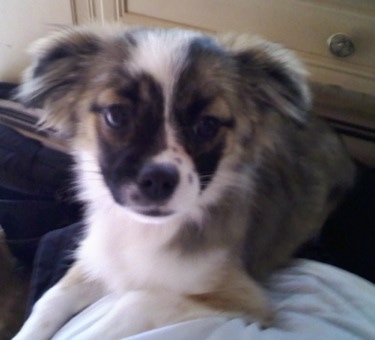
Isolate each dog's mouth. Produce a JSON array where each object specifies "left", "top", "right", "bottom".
[
  {"left": 109, "top": 181, "right": 178, "bottom": 220},
  {"left": 134, "top": 207, "right": 175, "bottom": 217}
]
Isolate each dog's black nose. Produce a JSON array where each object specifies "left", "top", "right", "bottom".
[{"left": 138, "top": 164, "right": 179, "bottom": 202}]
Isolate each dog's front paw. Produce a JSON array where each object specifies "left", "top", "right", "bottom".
[
  {"left": 70, "top": 290, "right": 216, "bottom": 339},
  {"left": 69, "top": 292, "right": 165, "bottom": 339},
  {"left": 258, "top": 308, "right": 275, "bottom": 329},
  {"left": 240, "top": 301, "right": 274, "bottom": 329}
]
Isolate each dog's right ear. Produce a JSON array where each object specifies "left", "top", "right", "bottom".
[
  {"left": 217, "top": 34, "right": 311, "bottom": 124},
  {"left": 16, "top": 28, "right": 102, "bottom": 135}
]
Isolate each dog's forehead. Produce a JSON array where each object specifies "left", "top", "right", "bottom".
[
  {"left": 125, "top": 29, "right": 202, "bottom": 86},
  {"left": 112, "top": 29, "right": 235, "bottom": 124}
]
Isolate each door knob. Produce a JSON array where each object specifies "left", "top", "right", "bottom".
[{"left": 327, "top": 33, "right": 355, "bottom": 57}]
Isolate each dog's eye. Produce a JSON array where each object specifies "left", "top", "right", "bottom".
[
  {"left": 193, "top": 116, "right": 221, "bottom": 140},
  {"left": 103, "top": 104, "right": 129, "bottom": 129}
]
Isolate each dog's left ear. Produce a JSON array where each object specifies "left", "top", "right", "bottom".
[
  {"left": 218, "top": 34, "right": 311, "bottom": 123},
  {"left": 16, "top": 27, "right": 102, "bottom": 135}
]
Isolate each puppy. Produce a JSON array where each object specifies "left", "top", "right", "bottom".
[{"left": 14, "top": 26, "right": 354, "bottom": 339}]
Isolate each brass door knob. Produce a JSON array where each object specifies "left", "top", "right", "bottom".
[{"left": 327, "top": 33, "right": 355, "bottom": 57}]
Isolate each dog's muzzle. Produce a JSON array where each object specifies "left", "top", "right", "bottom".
[{"left": 137, "top": 163, "right": 179, "bottom": 203}]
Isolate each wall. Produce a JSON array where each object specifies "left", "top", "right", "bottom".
[{"left": 0, "top": 0, "right": 73, "bottom": 82}]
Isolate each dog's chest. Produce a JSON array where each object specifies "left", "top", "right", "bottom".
[{"left": 77, "top": 209, "right": 227, "bottom": 295}]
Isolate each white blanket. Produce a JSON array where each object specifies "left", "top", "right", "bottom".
[{"left": 54, "top": 260, "right": 375, "bottom": 339}]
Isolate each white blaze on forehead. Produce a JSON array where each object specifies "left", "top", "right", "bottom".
[
  {"left": 127, "top": 29, "right": 201, "bottom": 117},
  {"left": 126, "top": 29, "right": 203, "bottom": 155},
  {"left": 128, "top": 29, "right": 200, "bottom": 85}
]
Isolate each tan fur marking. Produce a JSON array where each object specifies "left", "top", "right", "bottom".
[
  {"left": 204, "top": 98, "right": 232, "bottom": 122},
  {"left": 60, "top": 265, "right": 87, "bottom": 290},
  {"left": 188, "top": 267, "right": 271, "bottom": 326},
  {"left": 96, "top": 89, "right": 130, "bottom": 107}
]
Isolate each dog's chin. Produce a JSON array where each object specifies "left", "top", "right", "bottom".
[{"left": 123, "top": 205, "right": 178, "bottom": 224}]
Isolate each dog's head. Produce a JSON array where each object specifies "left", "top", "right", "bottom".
[{"left": 17, "top": 27, "right": 310, "bottom": 221}]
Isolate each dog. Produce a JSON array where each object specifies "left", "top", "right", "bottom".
[{"left": 13, "top": 26, "right": 354, "bottom": 339}]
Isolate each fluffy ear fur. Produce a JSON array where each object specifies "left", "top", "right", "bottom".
[
  {"left": 19, "top": 29, "right": 310, "bottom": 134},
  {"left": 16, "top": 27, "right": 102, "bottom": 135},
  {"left": 218, "top": 34, "right": 311, "bottom": 123}
]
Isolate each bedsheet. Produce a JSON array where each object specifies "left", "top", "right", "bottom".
[{"left": 53, "top": 260, "right": 375, "bottom": 340}]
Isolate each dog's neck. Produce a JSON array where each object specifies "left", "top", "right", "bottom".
[{"left": 77, "top": 198, "right": 231, "bottom": 294}]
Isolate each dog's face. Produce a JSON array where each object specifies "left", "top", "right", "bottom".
[{"left": 18, "top": 27, "right": 310, "bottom": 221}]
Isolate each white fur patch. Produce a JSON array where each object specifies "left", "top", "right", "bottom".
[
  {"left": 126, "top": 29, "right": 202, "bottom": 102},
  {"left": 78, "top": 209, "right": 228, "bottom": 294}
]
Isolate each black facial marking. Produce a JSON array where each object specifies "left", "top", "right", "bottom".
[
  {"left": 193, "top": 116, "right": 222, "bottom": 141},
  {"left": 172, "top": 36, "right": 233, "bottom": 190},
  {"left": 99, "top": 144, "right": 142, "bottom": 204},
  {"left": 195, "top": 143, "right": 225, "bottom": 190},
  {"left": 97, "top": 73, "right": 166, "bottom": 204},
  {"left": 184, "top": 96, "right": 215, "bottom": 123},
  {"left": 116, "top": 81, "right": 140, "bottom": 105}
]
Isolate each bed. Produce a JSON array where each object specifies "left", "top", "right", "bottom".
[{"left": 51, "top": 260, "right": 375, "bottom": 339}]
